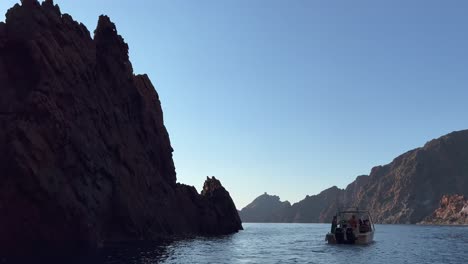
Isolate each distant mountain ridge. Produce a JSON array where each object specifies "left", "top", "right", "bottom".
[
  {"left": 239, "top": 193, "right": 291, "bottom": 222},
  {"left": 240, "top": 130, "right": 468, "bottom": 224}
]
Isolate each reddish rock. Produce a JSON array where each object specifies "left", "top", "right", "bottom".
[
  {"left": 0, "top": 0, "right": 241, "bottom": 255},
  {"left": 354, "top": 130, "right": 468, "bottom": 223},
  {"left": 419, "top": 195, "right": 468, "bottom": 225}
]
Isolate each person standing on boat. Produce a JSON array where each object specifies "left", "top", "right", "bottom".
[
  {"left": 348, "top": 215, "right": 358, "bottom": 230},
  {"left": 331, "top": 216, "right": 338, "bottom": 234}
]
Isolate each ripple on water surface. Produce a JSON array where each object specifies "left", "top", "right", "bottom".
[{"left": 79, "top": 223, "right": 468, "bottom": 264}]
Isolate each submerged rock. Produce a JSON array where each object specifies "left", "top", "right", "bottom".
[{"left": 0, "top": 0, "right": 241, "bottom": 254}]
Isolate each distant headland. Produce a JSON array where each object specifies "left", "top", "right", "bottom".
[{"left": 240, "top": 130, "right": 468, "bottom": 225}]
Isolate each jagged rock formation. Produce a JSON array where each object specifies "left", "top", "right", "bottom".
[
  {"left": 199, "top": 177, "right": 243, "bottom": 233},
  {"left": 239, "top": 185, "right": 361, "bottom": 223},
  {"left": 240, "top": 130, "right": 468, "bottom": 224},
  {"left": 0, "top": 0, "right": 241, "bottom": 254},
  {"left": 239, "top": 193, "right": 292, "bottom": 222},
  {"left": 419, "top": 195, "right": 468, "bottom": 225}
]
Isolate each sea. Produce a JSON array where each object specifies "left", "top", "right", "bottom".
[{"left": 35, "top": 223, "right": 468, "bottom": 263}]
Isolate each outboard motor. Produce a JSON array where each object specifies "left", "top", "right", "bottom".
[
  {"left": 335, "top": 228, "right": 345, "bottom": 244},
  {"left": 346, "top": 228, "right": 356, "bottom": 244}
]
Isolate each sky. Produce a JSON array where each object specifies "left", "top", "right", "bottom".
[{"left": 1, "top": 0, "right": 468, "bottom": 209}]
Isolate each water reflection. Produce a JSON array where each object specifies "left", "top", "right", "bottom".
[
  {"left": 2, "top": 224, "right": 467, "bottom": 264},
  {"left": 86, "top": 235, "right": 239, "bottom": 264}
]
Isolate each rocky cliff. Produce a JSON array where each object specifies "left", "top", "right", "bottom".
[
  {"left": 0, "top": 0, "right": 241, "bottom": 254},
  {"left": 240, "top": 130, "right": 468, "bottom": 224},
  {"left": 419, "top": 195, "right": 468, "bottom": 225},
  {"left": 355, "top": 130, "right": 468, "bottom": 223}
]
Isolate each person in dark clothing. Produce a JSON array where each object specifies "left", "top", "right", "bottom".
[{"left": 331, "top": 215, "right": 338, "bottom": 234}]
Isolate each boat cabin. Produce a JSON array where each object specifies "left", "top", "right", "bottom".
[{"left": 326, "top": 209, "right": 375, "bottom": 245}]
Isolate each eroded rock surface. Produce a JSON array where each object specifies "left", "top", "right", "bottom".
[
  {"left": 354, "top": 130, "right": 468, "bottom": 223},
  {"left": 419, "top": 195, "right": 468, "bottom": 225},
  {"left": 0, "top": 0, "right": 241, "bottom": 254}
]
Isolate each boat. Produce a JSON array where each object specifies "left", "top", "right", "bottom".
[{"left": 325, "top": 208, "right": 375, "bottom": 245}]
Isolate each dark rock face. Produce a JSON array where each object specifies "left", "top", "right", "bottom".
[
  {"left": 199, "top": 177, "right": 243, "bottom": 233},
  {"left": 240, "top": 130, "right": 468, "bottom": 224},
  {"left": 0, "top": 0, "right": 241, "bottom": 254},
  {"left": 419, "top": 195, "right": 468, "bottom": 225}
]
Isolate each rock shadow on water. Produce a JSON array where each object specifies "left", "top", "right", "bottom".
[
  {"left": 0, "top": 239, "right": 177, "bottom": 264},
  {"left": 89, "top": 240, "right": 175, "bottom": 264}
]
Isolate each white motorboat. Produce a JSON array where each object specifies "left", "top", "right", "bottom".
[{"left": 325, "top": 208, "right": 375, "bottom": 245}]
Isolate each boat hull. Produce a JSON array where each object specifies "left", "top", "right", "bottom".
[
  {"left": 326, "top": 231, "right": 374, "bottom": 245},
  {"left": 325, "top": 209, "right": 376, "bottom": 245},
  {"left": 356, "top": 232, "right": 374, "bottom": 244}
]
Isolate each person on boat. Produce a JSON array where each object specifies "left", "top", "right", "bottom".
[
  {"left": 331, "top": 215, "right": 337, "bottom": 234},
  {"left": 359, "top": 219, "right": 368, "bottom": 232},
  {"left": 348, "top": 215, "right": 358, "bottom": 230}
]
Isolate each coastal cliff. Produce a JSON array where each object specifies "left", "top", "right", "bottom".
[
  {"left": 0, "top": 0, "right": 241, "bottom": 254},
  {"left": 355, "top": 130, "right": 468, "bottom": 223},
  {"left": 240, "top": 130, "right": 468, "bottom": 224},
  {"left": 419, "top": 195, "right": 468, "bottom": 225}
]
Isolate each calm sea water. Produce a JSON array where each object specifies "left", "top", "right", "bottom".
[{"left": 84, "top": 223, "right": 467, "bottom": 264}]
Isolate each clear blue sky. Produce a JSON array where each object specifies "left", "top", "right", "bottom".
[{"left": 2, "top": 1, "right": 468, "bottom": 209}]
